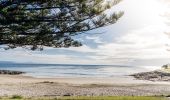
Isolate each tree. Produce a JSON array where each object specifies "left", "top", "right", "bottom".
[{"left": 0, "top": 0, "right": 123, "bottom": 50}]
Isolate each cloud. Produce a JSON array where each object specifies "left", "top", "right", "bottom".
[{"left": 97, "top": 25, "right": 170, "bottom": 59}]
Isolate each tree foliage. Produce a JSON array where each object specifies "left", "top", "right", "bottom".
[{"left": 0, "top": 0, "right": 123, "bottom": 50}]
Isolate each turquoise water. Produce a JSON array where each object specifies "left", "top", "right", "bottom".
[{"left": 0, "top": 63, "right": 158, "bottom": 78}]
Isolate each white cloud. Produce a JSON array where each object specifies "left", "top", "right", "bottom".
[{"left": 96, "top": 25, "right": 170, "bottom": 60}]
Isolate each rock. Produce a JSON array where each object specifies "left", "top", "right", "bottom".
[
  {"left": 0, "top": 70, "right": 24, "bottom": 75},
  {"left": 130, "top": 71, "right": 170, "bottom": 81}
]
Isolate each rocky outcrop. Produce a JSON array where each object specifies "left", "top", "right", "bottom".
[
  {"left": 130, "top": 71, "right": 170, "bottom": 81},
  {"left": 0, "top": 70, "right": 24, "bottom": 75}
]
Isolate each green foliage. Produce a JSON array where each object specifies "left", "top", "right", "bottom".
[
  {"left": 0, "top": 0, "right": 123, "bottom": 50},
  {"left": 10, "top": 95, "right": 23, "bottom": 99}
]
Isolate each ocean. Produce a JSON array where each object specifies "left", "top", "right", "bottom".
[{"left": 0, "top": 63, "right": 159, "bottom": 78}]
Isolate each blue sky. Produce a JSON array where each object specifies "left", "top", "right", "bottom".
[{"left": 1, "top": 0, "right": 170, "bottom": 66}]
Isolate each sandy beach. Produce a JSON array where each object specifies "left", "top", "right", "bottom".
[{"left": 0, "top": 75, "right": 170, "bottom": 97}]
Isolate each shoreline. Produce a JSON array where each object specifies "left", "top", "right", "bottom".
[
  {"left": 0, "top": 70, "right": 170, "bottom": 97},
  {"left": 0, "top": 69, "right": 170, "bottom": 85},
  {"left": 1, "top": 73, "right": 170, "bottom": 85}
]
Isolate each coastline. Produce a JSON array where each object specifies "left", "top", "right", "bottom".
[{"left": 0, "top": 73, "right": 170, "bottom": 97}]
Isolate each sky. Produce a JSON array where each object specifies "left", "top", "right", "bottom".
[{"left": 1, "top": 0, "right": 170, "bottom": 66}]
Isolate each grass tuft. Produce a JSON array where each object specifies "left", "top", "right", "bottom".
[{"left": 10, "top": 95, "right": 23, "bottom": 99}]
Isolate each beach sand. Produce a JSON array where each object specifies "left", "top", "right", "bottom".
[{"left": 0, "top": 75, "right": 170, "bottom": 97}]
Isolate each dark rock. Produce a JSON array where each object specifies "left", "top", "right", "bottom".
[
  {"left": 0, "top": 70, "right": 24, "bottom": 75},
  {"left": 130, "top": 71, "right": 170, "bottom": 81}
]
